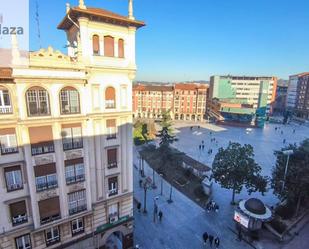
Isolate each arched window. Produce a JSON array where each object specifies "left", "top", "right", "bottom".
[
  {"left": 105, "top": 87, "right": 116, "bottom": 109},
  {"left": 104, "top": 36, "right": 114, "bottom": 57},
  {"left": 118, "top": 39, "right": 124, "bottom": 58},
  {"left": 0, "top": 86, "right": 12, "bottom": 114},
  {"left": 92, "top": 35, "right": 100, "bottom": 55},
  {"left": 60, "top": 87, "right": 80, "bottom": 114},
  {"left": 26, "top": 87, "right": 50, "bottom": 116}
]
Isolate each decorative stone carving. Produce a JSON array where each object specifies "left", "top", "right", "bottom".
[
  {"left": 64, "top": 149, "right": 83, "bottom": 160},
  {"left": 38, "top": 189, "right": 57, "bottom": 201},
  {"left": 34, "top": 154, "right": 54, "bottom": 166},
  {"left": 30, "top": 46, "right": 71, "bottom": 61},
  {"left": 68, "top": 182, "right": 85, "bottom": 192}
]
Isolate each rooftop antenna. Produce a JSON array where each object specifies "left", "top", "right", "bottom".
[{"left": 35, "top": 0, "right": 42, "bottom": 49}]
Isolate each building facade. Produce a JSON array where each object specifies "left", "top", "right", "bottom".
[
  {"left": 0, "top": 1, "right": 144, "bottom": 249},
  {"left": 132, "top": 85, "right": 174, "bottom": 119},
  {"left": 132, "top": 83, "right": 208, "bottom": 121},
  {"left": 208, "top": 75, "right": 277, "bottom": 127},
  {"left": 272, "top": 80, "right": 288, "bottom": 114}
]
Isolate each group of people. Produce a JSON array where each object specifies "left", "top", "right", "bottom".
[
  {"left": 202, "top": 232, "right": 220, "bottom": 248},
  {"left": 206, "top": 200, "right": 219, "bottom": 213}
]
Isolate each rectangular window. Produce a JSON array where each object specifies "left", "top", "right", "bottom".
[
  {"left": 108, "top": 203, "right": 119, "bottom": 223},
  {"left": 62, "top": 125, "right": 83, "bottom": 151},
  {"left": 29, "top": 126, "right": 54, "bottom": 156},
  {"left": 68, "top": 190, "right": 87, "bottom": 215},
  {"left": 45, "top": 226, "right": 60, "bottom": 246},
  {"left": 108, "top": 177, "right": 118, "bottom": 197},
  {"left": 65, "top": 158, "right": 85, "bottom": 184},
  {"left": 10, "top": 200, "right": 27, "bottom": 226},
  {"left": 34, "top": 163, "right": 57, "bottom": 192},
  {"left": 106, "top": 119, "right": 116, "bottom": 139},
  {"left": 60, "top": 89, "right": 80, "bottom": 114},
  {"left": 5, "top": 166, "right": 23, "bottom": 191},
  {"left": 38, "top": 197, "right": 61, "bottom": 224},
  {"left": 107, "top": 148, "right": 117, "bottom": 168},
  {"left": 0, "top": 129, "right": 18, "bottom": 155},
  {"left": 15, "top": 234, "right": 31, "bottom": 249},
  {"left": 0, "top": 89, "right": 12, "bottom": 114},
  {"left": 71, "top": 217, "right": 84, "bottom": 236}
]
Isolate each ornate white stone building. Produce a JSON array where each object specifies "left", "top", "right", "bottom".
[{"left": 0, "top": 0, "right": 144, "bottom": 248}]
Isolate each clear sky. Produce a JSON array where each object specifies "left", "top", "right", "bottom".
[{"left": 29, "top": 0, "right": 309, "bottom": 82}]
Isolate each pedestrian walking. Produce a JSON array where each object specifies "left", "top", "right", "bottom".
[
  {"left": 137, "top": 201, "right": 141, "bottom": 212},
  {"left": 199, "top": 145, "right": 201, "bottom": 150},
  {"left": 214, "top": 237, "right": 220, "bottom": 248},
  {"left": 283, "top": 139, "right": 286, "bottom": 144},
  {"left": 202, "top": 232, "right": 209, "bottom": 245},
  {"left": 202, "top": 140, "right": 204, "bottom": 144},
  {"left": 293, "top": 129, "right": 295, "bottom": 134},
  {"left": 158, "top": 210, "right": 163, "bottom": 222},
  {"left": 206, "top": 202, "right": 211, "bottom": 213},
  {"left": 139, "top": 179, "right": 143, "bottom": 188},
  {"left": 209, "top": 235, "right": 214, "bottom": 247},
  {"left": 202, "top": 144, "right": 205, "bottom": 150},
  {"left": 215, "top": 204, "right": 219, "bottom": 213}
]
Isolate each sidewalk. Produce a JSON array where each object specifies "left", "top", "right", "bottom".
[{"left": 133, "top": 146, "right": 252, "bottom": 249}]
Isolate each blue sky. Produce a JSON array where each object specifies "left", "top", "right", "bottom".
[{"left": 29, "top": 0, "right": 309, "bottom": 82}]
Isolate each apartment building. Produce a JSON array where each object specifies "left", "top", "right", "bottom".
[
  {"left": 173, "top": 84, "right": 207, "bottom": 121},
  {"left": 132, "top": 83, "right": 208, "bottom": 121},
  {"left": 286, "top": 73, "right": 309, "bottom": 119},
  {"left": 208, "top": 75, "right": 277, "bottom": 127},
  {"left": 132, "top": 85, "right": 174, "bottom": 119},
  {"left": 295, "top": 73, "right": 309, "bottom": 119},
  {"left": 0, "top": 1, "right": 144, "bottom": 249}
]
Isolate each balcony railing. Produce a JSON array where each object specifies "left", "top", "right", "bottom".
[
  {"left": 40, "top": 214, "right": 61, "bottom": 225},
  {"left": 46, "top": 235, "right": 60, "bottom": 246},
  {"left": 106, "top": 133, "right": 117, "bottom": 140},
  {"left": 66, "top": 174, "right": 85, "bottom": 185},
  {"left": 7, "top": 182, "right": 23, "bottom": 192},
  {"left": 0, "top": 106, "right": 12, "bottom": 114},
  {"left": 69, "top": 203, "right": 87, "bottom": 215},
  {"left": 107, "top": 162, "right": 117, "bottom": 169},
  {"left": 105, "top": 100, "right": 116, "bottom": 109},
  {"left": 36, "top": 180, "right": 58, "bottom": 192},
  {"left": 31, "top": 144, "right": 54, "bottom": 156},
  {"left": 108, "top": 189, "right": 118, "bottom": 197},
  {"left": 63, "top": 140, "right": 83, "bottom": 151},
  {"left": 12, "top": 214, "right": 28, "bottom": 226},
  {"left": 1, "top": 146, "right": 18, "bottom": 155}
]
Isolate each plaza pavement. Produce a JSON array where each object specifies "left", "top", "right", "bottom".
[{"left": 133, "top": 122, "right": 309, "bottom": 249}]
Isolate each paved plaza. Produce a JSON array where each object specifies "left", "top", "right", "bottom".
[{"left": 133, "top": 122, "right": 309, "bottom": 249}]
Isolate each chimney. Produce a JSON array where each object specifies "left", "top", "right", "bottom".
[
  {"left": 128, "top": 0, "right": 135, "bottom": 20},
  {"left": 79, "top": 0, "right": 86, "bottom": 9},
  {"left": 66, "top": 3, "right": 70, "bottom": 14},
  {"left": 11, "top": 34, "right": 21, "bottom": 66}
]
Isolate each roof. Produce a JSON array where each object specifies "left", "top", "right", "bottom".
[
  {"left": 175, "top": 83, "right": 208, "bottom": 90},
  {"left": 133, "top": 84, "right": 173, "bottom": 92},
  {"left": 58, "top": 7, "right": 145, "bottom": 30},
  {"left": 182, "top": 154, "right": 211, "bottom": 172}
]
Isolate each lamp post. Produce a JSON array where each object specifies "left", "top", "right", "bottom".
[
  {"left": 167, "top": 184, "right": 173, "bottom": 204},
  {"left": 153, "top": 196, "right": 159, "bottom": 222},
  {"left": 281, "top": 150, "right": 293, "bottom": 193},
  {"left": 159, "top": 173, "right": 163, "bottom": 196},
  {"left": 152, "top": 168, "right": 157, "bottom": 189}
]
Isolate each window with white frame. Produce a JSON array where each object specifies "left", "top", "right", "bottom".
[
  {"left": 0, "top": 87, "right": 12, "bottom": 114},
  {"left": 108, "top": 177, "right": 118, "bottom": 196},
  {"left": 62, "top": 126, "right": 83, "bottom": 150},
  {"left": 68, "top": 190, "right": 87, "bottom": 215},
  {"left": 71, "top": 217, "right": 84, "bottom": 236},
  {"left": 15, "top": 234, "right": 31, "bottom": 249},
  {"left": 65, "top": 158, "right": 85, "bottom": 184},
  {"left": 108, "top": 203, "right": 119, "bottom": 223},
  {"left": 60, "top": 88, "right": 80, "bottom": 114},
  {"left": 106, "top": 119, "right": 116, "bottom": 139},
  {"left": 5, "top": 166, "right": 23, "bottom": 191},
  {"left": 45, "top": 226, "right": 60, "bottom": 246},
  {"left": 0, "top": 130, "right": 18, "bottom": 155},
  {"left": 26, "top": 87, "right": 50, "bottom": 116}
]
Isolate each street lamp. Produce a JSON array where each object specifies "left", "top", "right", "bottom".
[
  {"left": 152, "top": 168, "right": 157, "bottom": 189},
  {"left": 159, "top": 173, "right": 163, "bottom": 196},
  {"left": 167, "top": 184, "right": 173, "bottom": 204},
  {"left": 153, "top": 196, "right": 159, "bottom": 222},
  {"left": 281, "top": 149, "right": 293, "bottom": 193}
]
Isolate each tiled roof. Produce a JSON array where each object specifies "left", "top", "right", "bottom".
[
  {"left": 58, "top": 7, "right": 145, "bottom": 30},
  {"left": 174, "top": 83, "right": 208, "bottom": 90},
  {"left": 133, "top": 85, "right": 173, "bottom": 92}
]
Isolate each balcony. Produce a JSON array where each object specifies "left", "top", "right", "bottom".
[
  {"left": 106, "top": 133, "right": 117, "bottom": 140},
  {"left": 0, "top": 106, "right": 12, "bottom": 114},
  {"left": 63, "top": 140, "right": 83, "bottom": 151},
  {"left": 36, "top": 180, "right": 58, "bottom": 192},
  {"left": 108, "top": 189, "right": 118, "bottom": 197},
  {"left": 46, "top": 236, "right": 60, "bottom": 247},
  {"left": 105, "top": 100, "right": 116, "bottom": 109},
  {"left": 1, "top": 146, "right": 18, "bottom": 155},
  {"left": 69, "top": 203, "right": 87, "bottom": 215},
  {"left": 41, "top": 214, "right": 61, "bottom": 225},
  {"left": 66, "top": 174, "right": 85, "bottom": 185},
  {"left": 107, "top": 162, "right": 117, "bottom": 169},
  {"left": 12, "top": 214, "right": 28, "bottom": 226},
  {"left": 31, "top": 144, "right": 54, "bottom": 156},
  {"left": 7, "top": 183, "right": 23, "bottom": 192}
]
